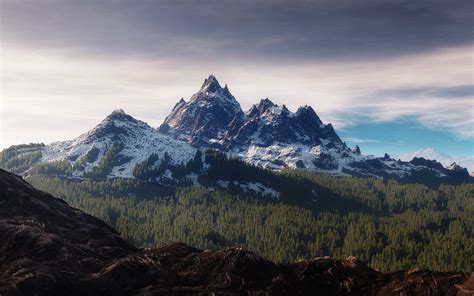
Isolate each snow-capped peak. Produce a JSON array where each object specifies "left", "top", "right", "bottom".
[
  {"left": 111, "top": 108, "right": 126, "bottom": 115},
  {"left": 199, "top": 74, "right": 223, "bottom": 93},
  {"left": 398, "top": 148, "right": 474, "bottom": 173},
  {"left": 155, "top": 77, "right": 472, "bottom": 180},
  {"left": 188, "top": 74, "right": 241, "bottom": 110},
  {"left": 248, "top": 98, "right": 285, "bottom": 119},
  {"left": 447, "top": 162, "right": 462, "bottom": 171},
  {"left": 399, "top": 148, "right": 451, "bottom": 162},
  {"left": 104, "top": 109, "right": 139, "bottom": 124},
  {"left": 260, "top": 104, "right": 292, "bottom": 122},
  {"left": 161, "top": 75, "right": 350, "bottom": 166},
  {"left": 41, "top": 110, "right": 197, "bottom": 179},
  {"left": 161, "top": 75, "right": 245, "bottom": 146}
]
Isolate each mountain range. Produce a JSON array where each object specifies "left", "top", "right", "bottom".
[
  {"left": 398, "top": 148, "right": 474, "bottom": 174},
  {"left": 0, "top": 75, "right": 472, "bottom": 186}
]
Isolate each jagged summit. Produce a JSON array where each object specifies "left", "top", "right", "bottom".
[
  {"left": 259, "top": 97, "right": 275, "bottom": 106},
  {"left": 82, "top": 109, "right": 149, "bottom": 142},
  {"left": 105, "top": 109, "right": 138, "bottom": 123},
  {"left": 159, "top": 75, "right": 355, "bottom": 170},
  {"left": 199, "top": 74, "right": 224, "bottom": 93},
  {"left": 296, "top": 105, "right": 318, "bottom": 118},
  {"left": 156, "top": 75, "right": 473, "bottom": 177},
  {"left": 248, "top": 98, "right": 277, "bottom": 116},
  {"left": 162, "top": 75, "right": 244, "bottom": 146},
  {"left": 111, "top": 108, "right": 126, "bottom": 115},
  {"left": 295, "top": 105, "right": 323, "bottom": 128},
  {"left": 190, "top": 75, "right": 237, "bottom": 103},
  {"left": 296, "top": 105, "right": 313, "bottom": 113},
  {"left": 447, "top": 162, "right": 465, "bottom": 172},
  {"left": 352, "top": 145, "right": 361, "bottom": 155},
  {"left": 247, "top": 99, "right": 297, "bottom": 122},
  {"left": 193, "top": 74, "right": 234, "bottom": 104},
  {"left": 190, "top": 75, "right": 238, "bottom": 108},
  {"left": 162, "top": 75, "right": 333, "bottom": 150},
  {"left": 257, "top": 98, "right": 276, "bottom": 109}
]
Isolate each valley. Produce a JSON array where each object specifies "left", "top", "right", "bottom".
[{"left": 1, "top": 75, "right": 473, "bottom": 275}]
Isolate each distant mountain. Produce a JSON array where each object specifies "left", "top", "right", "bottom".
[
  {"left": 160, "top": 75, "right": 349, "bottom": 171},
  {"left": 398, "top": 148, "right": 474, "bottom": 173},
  {"left": 1, "top": 168, "right": 470, "bottom": 295},
  {"left": 0, "top": 75, "right": 472, "bottom": 185},
  {"left": 40, "top": 109, "right": 197, "bottom": 179},
  {"left": 159, "top": 75, "right": 472, "bottom": 182}
]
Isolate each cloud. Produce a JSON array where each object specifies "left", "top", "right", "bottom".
[
  {"left": 1, "top": 0, "right": 473, "bottom": 61},
  {"left": 369, "top": 85, "right": 474, "bottom": 99},
  {"left": 352, "top": 98, "right": 473, "bottom": 139},
  {"left": 344, "top": 137, "right": 383, "bottom": 143},
  {"left": 343, "top": 137, "right": 404, "bottom": 145},
  {"left": 1, "top": 42, "right": 473, "bottom": 149},
  {"left": 1, "top": 1, "right": 473, "bottom": 149}
]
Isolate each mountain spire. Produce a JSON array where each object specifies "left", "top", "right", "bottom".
[
  {"left": 162, "top": 74, "right": 244, "bottom": 146},
  {"left": 106, "top": 109, "right": 136, "bottom": 122},
  {"left": 200, "top": 74, "right": 222, "bottom": 93},
  {"left": 352, "top": 145, "right": 361, "bottom": 155}
]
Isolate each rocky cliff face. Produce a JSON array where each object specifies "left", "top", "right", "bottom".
[
  {"left": 0, "top": 169, "right": 472, "bottom": 295},
  {"left": 162, "top": 76, "right": 345, "bottom": 152}
]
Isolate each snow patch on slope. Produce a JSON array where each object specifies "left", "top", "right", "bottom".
[
  {"left": 239, "top": 182, "right": 281, "bottom": 199},
  {"left": 41, "top": 110, "right": 197, "bottom": 179}
]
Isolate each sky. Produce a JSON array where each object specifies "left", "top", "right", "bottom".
[{"left": 1, "top": 0, "right": 473, "bottom": 159}]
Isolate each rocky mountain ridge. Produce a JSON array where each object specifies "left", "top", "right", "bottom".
[
  {"left": 159, "top": 75, "right": 471, "bottom": 180},
  {"left": 398, "top": 148, "right": 474, "bottom": 174},
  {"left": 0, "top": 75, "right": 472, "bottom": 184}
]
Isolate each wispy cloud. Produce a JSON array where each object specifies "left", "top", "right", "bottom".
[
  {"left": 1, "top": 43, "right": 473, "bottom": 149},
  {"left": 343, "top": 137, "right": 404, "bottom": 146},
  {"left": 353, "top": 98, "right": 473, "bottom": 139}
]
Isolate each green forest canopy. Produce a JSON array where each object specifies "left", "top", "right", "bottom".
[{"left": 28, "top": 171, "right": 474, "bottom": 272}]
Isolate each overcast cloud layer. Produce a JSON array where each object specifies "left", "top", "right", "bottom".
[{"left": 1, "top": 0, "right": 473, "bottom": 155}]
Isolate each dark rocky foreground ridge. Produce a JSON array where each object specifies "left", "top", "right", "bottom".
[{"left": 0, "top": 169, "right": 472, "bottom": 296}]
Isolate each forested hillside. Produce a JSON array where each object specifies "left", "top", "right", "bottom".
[
  {"left": 4, "top": 145, "right": 473, "bottom": 272},
  {"left": 28, "top": 172, "right": 474, "bottom": 272},
  {"left": 3, "top": 168, "right": 468, "bottom": 295}
]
